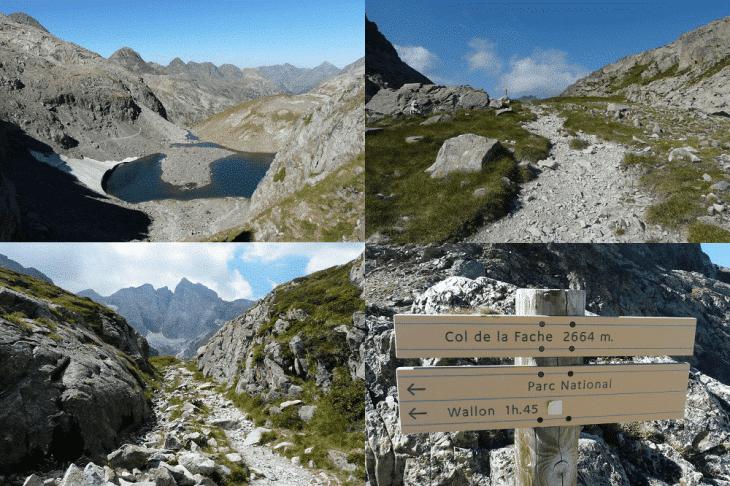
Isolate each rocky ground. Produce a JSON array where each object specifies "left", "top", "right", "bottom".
[
  {"left": 468, "top": 106, "right": 685, "bottom": 243},
  {"left": 5, "top": 361, "right": 359, "bottom": 486}
]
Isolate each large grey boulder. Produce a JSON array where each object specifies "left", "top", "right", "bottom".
[
  {"left": 367, "top": 84, "right": 490, "bottom": 122},
  {"left": 107, "top": 444, "right": 156, "bottom": 470},
  {"left": 0, "top": 277, "right": 151, "bottom": 470},
  {"left": 178, "top": 452, "right": 217, "bottom": 476},
  {"left": 425, "top": 134, "right": 503, "bottom": 179}
]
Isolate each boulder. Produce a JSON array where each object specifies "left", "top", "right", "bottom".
[
  {"left": 107, "top": 444, "right": 156, "bottom": 470},
  {"left": 298, "top": 405, "right": 318, "bottom": 423},
  {"left": 425, "top": 134, "right": 503, "bottom": 179},
  {"left": 178, "top": 452, "right": 217, "bottom": 476}
]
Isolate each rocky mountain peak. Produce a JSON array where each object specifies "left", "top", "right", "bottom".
[
  {"left": 7, "top": 12, "right": 49, "bottom": 33},
  {"left": 365, "top": 15, "right": 434, "bottom": 101}
]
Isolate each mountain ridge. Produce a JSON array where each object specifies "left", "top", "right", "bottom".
[
  {"left": 77, "top": 279, "right": 254, "bottom": 358},
  {"left": 561, "top": 15, "right": 730, "bottom": 115}
]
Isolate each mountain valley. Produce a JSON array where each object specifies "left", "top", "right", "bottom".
[
  {"left": 0, "top": 253, "right": 367, "bottom": 485},
  {"left": 0, "top": 12, "right": 363, "bottom": 242}
]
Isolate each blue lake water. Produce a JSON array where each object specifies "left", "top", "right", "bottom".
[{"left": 102, "top": 152, "right": 275, "bottom": 203}]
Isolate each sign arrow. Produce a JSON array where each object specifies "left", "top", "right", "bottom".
[
  {"left": 407, "top": 383, "right": 426, "bottom": 396},
  {"left": 409, "top": 408, "right": 427, "bottom": 420}
]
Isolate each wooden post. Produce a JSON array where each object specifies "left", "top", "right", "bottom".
[{"left": 514, "top": 289, "right": 585, "bottom": 486}]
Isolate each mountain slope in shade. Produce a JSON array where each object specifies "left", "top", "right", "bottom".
[
  {"left": 78, "top": 278, "right": 254, "bottom": 358},
  {"left": 365, "top": 15, "right": 433, "bottom": 101},
  {"left": 562, "top": 15, "right": 730, "bottom": 115}
]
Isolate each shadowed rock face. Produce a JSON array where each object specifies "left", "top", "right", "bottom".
[
  {"left": 0, "top": 267, "right": 153, "bottom": 472},
  {"left": 365, "top": 243, "right": 730, "bottom": 486},
  {"left": 365, "top": 16, "right": 433, "bottom": 102},
  {"left": 562, "top": 15, "right": 730, "bottom": 115}
]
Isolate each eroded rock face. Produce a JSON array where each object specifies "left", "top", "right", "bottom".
[
  {"left": 0, "top": 269, "right": 152, "bottom": 471},
  {"left": 365, "top": 243, "right": 730, "bottom": 486},
  {"left": 198, "top": 257, "right": 365, "bottom": 403},
  {"left": 562, "top": 15, "right": 730, "bottom": 115}
]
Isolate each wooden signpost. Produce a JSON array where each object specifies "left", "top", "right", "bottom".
[{"left": 393, "top": 289, "right": 697, "bottom": 486}]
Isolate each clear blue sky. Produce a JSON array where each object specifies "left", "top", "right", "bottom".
[
  {"left": 2, "top": 0, "right": 364, "bottom": 69},
  {"left": 0, "top": 243, "right": 363, "bottom": 301},
  {"left": 367, "top": 1, "right": 729, "bottom": 98},
  {"left": 702, "top": 244, "right": 730, "bottom": 268}
]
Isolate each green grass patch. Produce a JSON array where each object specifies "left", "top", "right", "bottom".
[
  {"left": 643, "top": 63, "right": 691, "bottom": 85},
  {"left": 149, "top": 355, "right": 181, "bottom": 369},
  {"left": 273, "top": 167, "right": 286, "bottom": 183},
  {"left": 4, "top": 311, "right": 27, "bottom": 327},
  {"left": 259, "top": 431, "right": 278, "bottom": 445},
  {"left": 35, "top": 317, "right": 56, "bottom": 330},
  {"left": 366, "top": 107, "right": 545, "bottom": 242},
  {"left": 687, "top": 222, "right": 730, "bottom": 242},
  {"left": 303, "top": 113, "right": 313, "bottom": 125},
  {"left": 612, "top": 63, "right": 651, "bottom": 90},
  {"left": 569, "top": 138, "right": 590, "bottom": 150},
  {"left": 48, "top": 332, "right": 62, "bottom": 341},
  {"left": 621, "top": 149, "right": 725, "bottom": 229}
]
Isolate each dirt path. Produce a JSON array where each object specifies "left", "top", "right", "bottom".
[{"left": 467, "top": 107, "right": 685, "bottom": 242}]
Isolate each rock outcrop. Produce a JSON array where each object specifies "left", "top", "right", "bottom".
[
  {"left": 562, "top": 15, "right": 730, "bottom": 115},
  {"left": 365, "top": 16, "right": 433, "bottom": 102},
  {"left": 365, "top": 243, "right": 730, "bottom": 486},
  {"left": 240, "top": 58, "right": 364, "bottom": 241},
  {"left": 425, "top": 134, "right": 504, "bottom": 179},
  {"left": 78, "top": 279, "right": 254, "bottom": 359},
  {"left": 198, "top": 257, "right": 366, "bottom": 404},
  {"left": 366, "top": 83, "right": 492, "bottom": 123},
  {"left": 0, "top": 266, "right": 154, "bottom": 472}
]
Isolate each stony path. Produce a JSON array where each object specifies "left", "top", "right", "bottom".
[
  {"left": 467, "top": 107, "right": 685, "bottom": 242},
  {"left": 134, "top": 364, "right": 342, "bottom": 485}
]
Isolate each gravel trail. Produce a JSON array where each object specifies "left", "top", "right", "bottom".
[
  {"left": 135, "top": 364, "right": 346, "bottom": 486},
  {"left": 467, "top": 107, "right": 685, "bottom": 242}
]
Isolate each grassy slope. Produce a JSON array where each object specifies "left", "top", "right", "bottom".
[
  {"left": 224, "top": 261, "right": 366, "bottom": 484},
  {"left": 366, "top": 104, "right": 549, "bottom": 243},
  {"left": 542, "top": 95, "right": 730, "bottom": 241}
]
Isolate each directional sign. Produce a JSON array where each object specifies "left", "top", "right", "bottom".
[
  {"left": 397, "top": 363, "right": 690, "bottom": 433},
  {"left": 394, "top": 314, "right": 696, "bottom": 358}
]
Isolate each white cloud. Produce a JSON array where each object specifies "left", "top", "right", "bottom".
[
  {"left": 0, "top": 243, "right": 249, "bottom": 301},
  {"left": 393, "top": 44, "right": 440, "bottom": 75},
  {"left": 465, "top": 37, "right": 502, "bottom": 77},
  {"left": 498, "top": 48, "right": 589, "bottom": 98}
]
